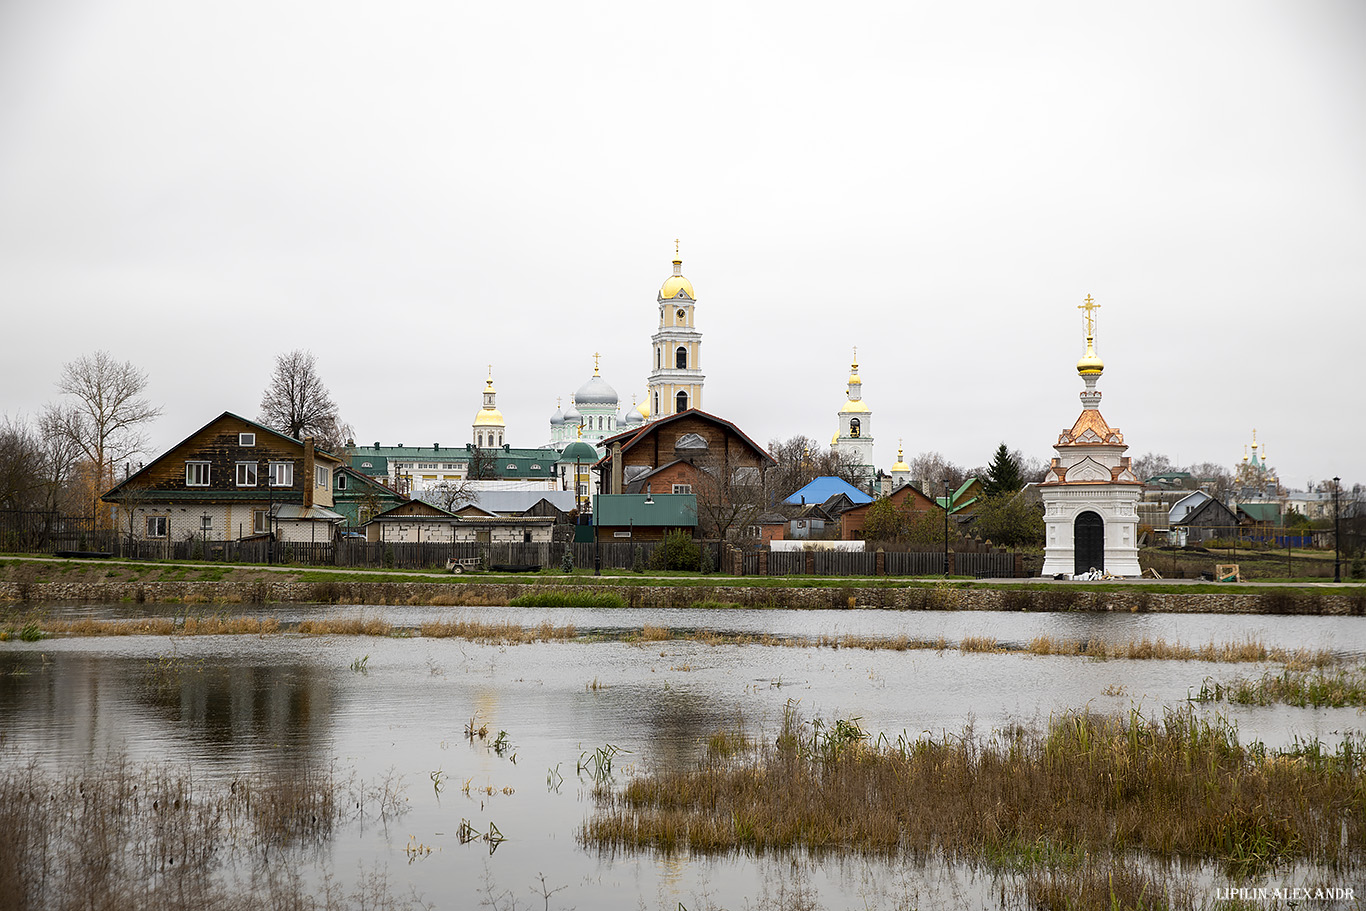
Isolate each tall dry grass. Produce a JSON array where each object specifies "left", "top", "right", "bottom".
[
  {"left": 585, "top": 705, "right": 1366, "bottom": 876},
  {"left": 419, "top": 617, "right": 576, "bottom": 644},
  {"left": 0, "top": 756, "right": 413, "bottom": 911}
]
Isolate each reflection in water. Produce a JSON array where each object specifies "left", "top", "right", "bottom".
[{"left": 0, "top": 648, "right": 335, "bottom": 766}]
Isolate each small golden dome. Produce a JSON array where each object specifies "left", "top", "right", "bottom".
[
  {"left": 1076, "top": 353, "right": 1104, "bottom": 376},
  {"left": 660, "top": 258, "right": 694, "bottom": 300},
  {"left": 473, "top": 407, "right": 505, "bottom": 427},
  {"left": 840, "top": 399, "right": 871, "bottom": 414},
  {"left": 637, "top": 396, "right": 651, "bottom": 420},
  {"left": 831, "top": 431, "right": 839, "bottom": 445},
  {"left": 892, "top": 444, "right": 909, "bottom": 473}
]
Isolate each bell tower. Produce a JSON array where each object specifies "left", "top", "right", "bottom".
[{"left": 646, "top": 240, "right": 705, "bottom": 420}]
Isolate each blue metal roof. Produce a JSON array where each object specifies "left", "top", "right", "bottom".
[{"left": 783, "top": 476, "right": 872, "bottom": 506}]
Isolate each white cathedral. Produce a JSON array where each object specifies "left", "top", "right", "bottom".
[{"left": 1039, "top": 296, "right": 1143, "bottom": 577}]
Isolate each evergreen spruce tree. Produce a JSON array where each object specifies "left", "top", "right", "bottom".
[{"left": 983, "top": 443, "right": 1024, "bottom": 499}]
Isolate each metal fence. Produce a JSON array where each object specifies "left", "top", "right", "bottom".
[{"left": 2, "top": 508, "right": 1017, "bottom": 577}]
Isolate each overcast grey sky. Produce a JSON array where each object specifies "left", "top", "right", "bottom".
[{"left": 2, "top": 0, "right": 1362, "bottom": 486}]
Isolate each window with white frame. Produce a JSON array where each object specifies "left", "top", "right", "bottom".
[
  {"left": 316, "top": 465, "right": 330, "bottom": 489},
  {"left": 253, "top": 509, "right": 270, "bottom": 534},
  {"left": 186, "top": 462, "right": 210, "bottom": 486},
  {"left": 269, "top": 462, "right": 293, "bottom": 486},
  {"left": 146, "top": 516, "right": 168, "bottom": 538},
  {"left": 744, "top": 525, "right": 761, "bottom": 538},
  {"left": 239, "top": 433, "right": 255, "bottom": 447},
  {"left": 672, "top": 484, "right": 692, "bottom": 494},
  {"left": 236, "top": 462, "right": 258, "bottom": 487},
  {"left": 336, "top": 473, "right": 347, "bottom": 490}
]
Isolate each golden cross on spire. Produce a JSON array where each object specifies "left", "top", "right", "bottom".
[
  {"left": 674, "top": 238, "right": 680, "bottom": 256},
  {"left": 556, "top": 396, "right": 561, "bottom": 408},
  {"left": 1078, "top": 294, "right": 1100, "bottom": 339},
  {"left": 592, "top": 351, "right": 601, "bottom": 375}
]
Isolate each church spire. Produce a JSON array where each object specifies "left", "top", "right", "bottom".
[{"left": 1075, "top": 294, "right": 1104, "bottom": 412}]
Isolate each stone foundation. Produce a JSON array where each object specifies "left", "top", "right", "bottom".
[{"left": 1, "top": 580, "right": 1362, "bottom": 615}]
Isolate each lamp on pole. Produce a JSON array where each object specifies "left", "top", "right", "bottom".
[
  {"left": 1334, "top": 476, "right": 1342, "bottom": 583},
  {"left": 262, "top": 460, "right": 275, "bottom": 565},
  {"left": 943, "top": 479, "right": 950, "bottom": 577}
]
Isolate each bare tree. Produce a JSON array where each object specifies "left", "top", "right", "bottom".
[
  {"left": 426, "top": 479, "right": 477, "bottom": 512},
  {"left": 0, "top": 415, "right": 43, "bottom": 510},
  {"left": 906, "top": 451, "right": 970, "bottom": 492},
  {"left": 764, "top": 435, "right": 866, "bottom": 505},
  {"left": 258, "top": 350, "right": 352, "bottom": 450},
  {"left": 690, "top": 452, "right": 766, "bottom": 542},
  {"left": 55, "top": 351, "right": 162, "bottom": 496}
]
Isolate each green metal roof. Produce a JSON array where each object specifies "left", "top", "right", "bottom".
[
  {"left": 1238, "top": 502, "right": 1280, "bottom": 522},
  {"left": 592, "top": 493, "right": 697, "bottom": 527},
  {"left": 349, "top": 444, "right": 559, "bottom": 479}
]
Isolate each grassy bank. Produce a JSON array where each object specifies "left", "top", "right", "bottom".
[
  {"left": 585, "top": 705, "right": 1365, "bottom": 878},
  {"left": 5, "top": 555, "right": 1366, "bottom": 598}
]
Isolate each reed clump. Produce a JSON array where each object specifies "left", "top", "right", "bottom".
[
  {"left": 0, "top": 756, "right": 410, "bottom": 911},
  {"left": 585, "top": 704, "right": 1366, "bottom": 874},
  {"left": 1194, "top": 664, "right": 1366, "bottom": 708},
  {"left": 639, "top": 624, "right": 673, "bottom": 641},
  {"left": 418, "top": 617, "right": 576, "bottom": 644},
  {"left": 296, "top": 616, "right": 396, "bottom": 636},
  {"left": 509, "top": 590, "right": 627, "bottom": 608}
]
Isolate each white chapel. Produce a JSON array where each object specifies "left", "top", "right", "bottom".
[{"left": 1039, "top": 296, "right": 1143, "bottom": 577}]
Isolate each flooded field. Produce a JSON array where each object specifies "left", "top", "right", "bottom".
[{"left": 2, "top": 603, "right": 1363, "bottom": 909}]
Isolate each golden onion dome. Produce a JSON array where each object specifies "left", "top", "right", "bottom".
[
  {"left": 473, "top": 407, "right": 505, "bottom": 427},
  {"left": 637, "top": 397, "right": 651, "bottom": 420},
  {"left": 892, "top": 458, "right": 910, "bottom": 472},
  {"left": 1076, "top": 353, "right": 1104, "bottom": 376},
  {"left": 660, "top": 258, "right": 694, "bottom": 300}
]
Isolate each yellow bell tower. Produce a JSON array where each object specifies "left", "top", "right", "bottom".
[{"left": 646, "top": 240, "right": 705, "bottom": 420}]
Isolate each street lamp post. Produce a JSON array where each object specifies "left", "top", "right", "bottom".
[
  {"left": 1334, "top": 476, "right": 1342, "bottom": 583},
  {"left": 593, "top": 493, "right": 601, "bottom": 576},
  {"left": 263, "top": 460, "right": 274, "bottom": 566},
  {"left": 943, "top": 480, "right": 950, "bottom": 577}
]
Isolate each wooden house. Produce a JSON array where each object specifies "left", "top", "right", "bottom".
[{"left": 101, "top": 412, "right": 345, "bottom": 543}]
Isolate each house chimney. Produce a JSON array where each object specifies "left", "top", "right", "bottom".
[
  {"left": 612, "top": 443, "right": 623, "bottom": 494},
  {"left": 304, "top": 437, "right": 315, "bottom": 509}
]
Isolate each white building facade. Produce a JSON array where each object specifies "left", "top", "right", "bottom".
[{"left": 1039, "top": 297, "right": 1143, "bottom": 577}]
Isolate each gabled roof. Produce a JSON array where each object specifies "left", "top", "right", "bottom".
[
  {"left": 451, "top": 489, "right": 577, "bottom": 515},
  {"left": 595, "top": 408, "right": 776, "bottom": 468},
  {"left": 103, "top": 410, "right": 341, "bottom": 501},
  {"left": 593, "top": 493, "right": 698, "bottom": 527},
  {"left": 369, "top": 499, "right": 459, "bottom": 521},
  {"left": 336, "top": 465, "right": 403, "bottom": 497},
  {"left": 1175, "top": 496, "right": 1237, "bottom": 527},
  {"left": 1237, "top": 502, "right": 1280, "bottom": 523},
  {"left": 784, "top": 476, "right": 872, "bottom": 506}
]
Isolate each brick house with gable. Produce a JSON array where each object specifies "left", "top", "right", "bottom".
[{"left": 593, "top": 409, "right": 775, "bottom": 541}]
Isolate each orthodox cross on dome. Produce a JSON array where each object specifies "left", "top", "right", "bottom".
[
  {"left": 674, "top": 238, "right": 680, "bottom": 256},
  {"left": 592, "top": 352, "right": 601, "bottom": 375},
  {"left": 1078, "top": 294, "right": 1100, "bottom": 340},
  {"left": 852, "top": 345, "right": 858, "bottom": 368}
]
